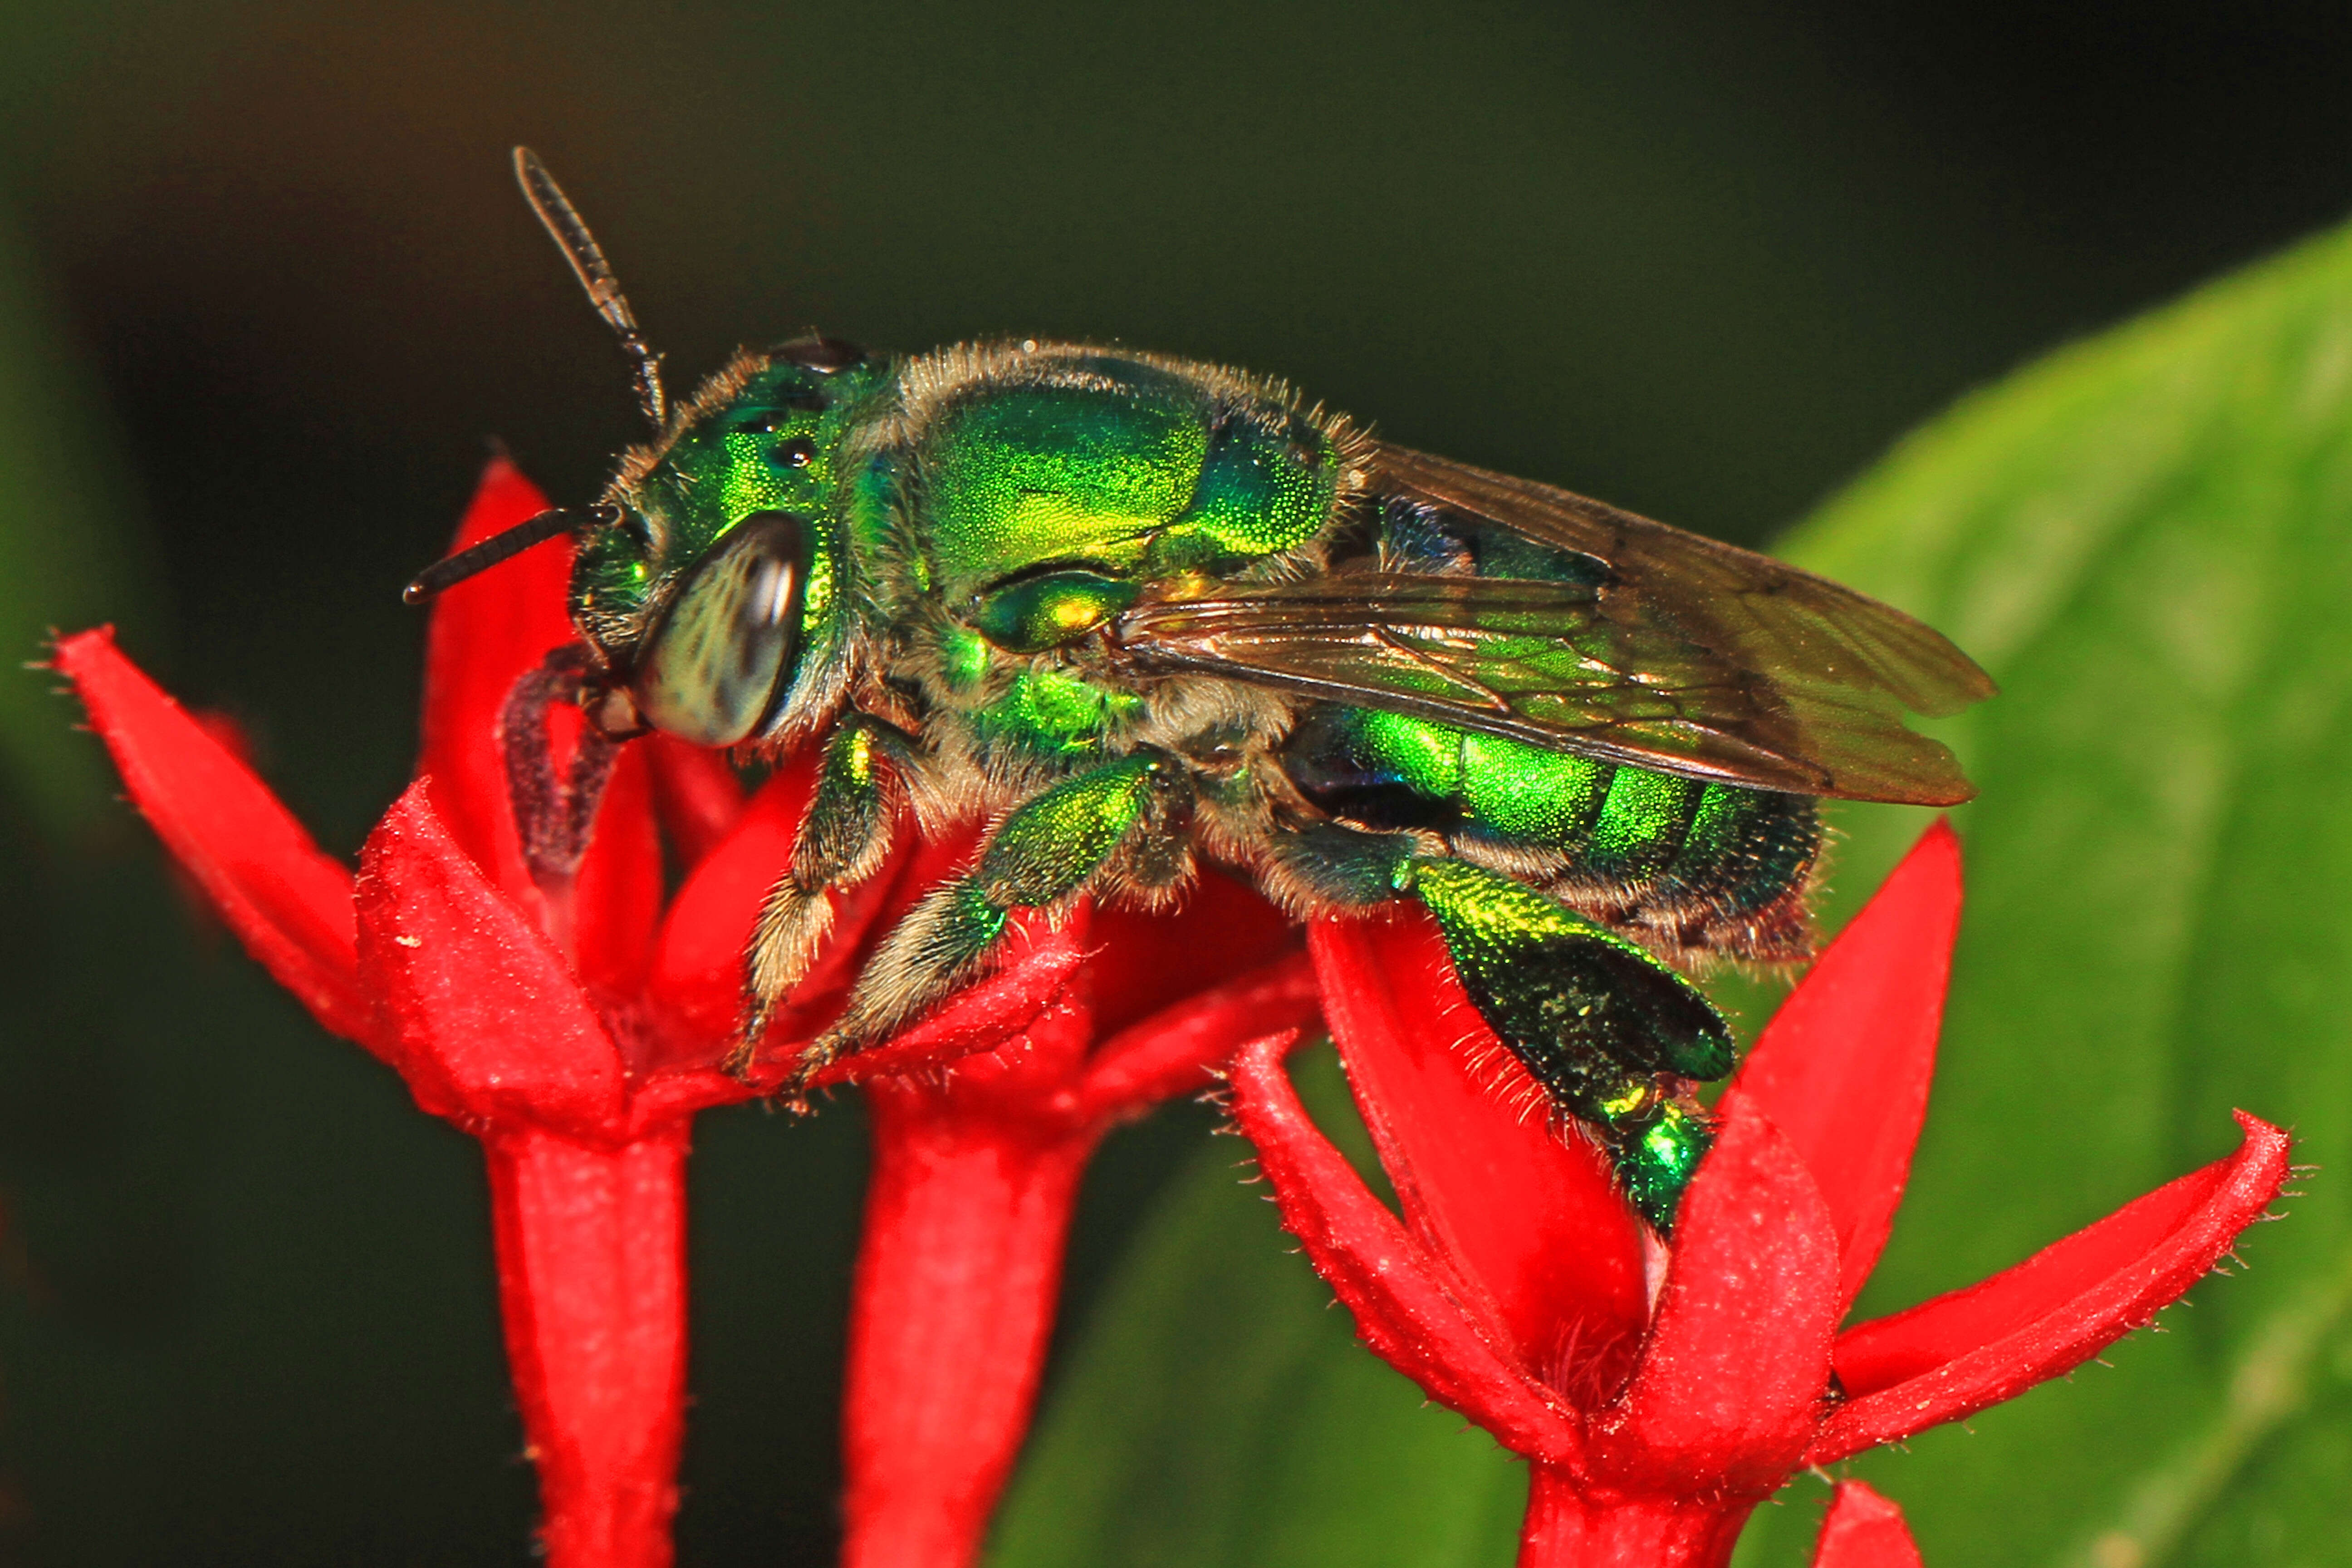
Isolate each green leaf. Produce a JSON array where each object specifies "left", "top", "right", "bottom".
[
  {"left": 995, "top": 217, "right": 2352, "bottom": 1568},
  {"left": 1746, "top": 216, "right": 2352, "bottom": 1568}
]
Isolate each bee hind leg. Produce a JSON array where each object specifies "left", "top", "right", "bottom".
[
  {"left": 1398, "top": 855, "right": 1729, "bottom": 1232},
  {"left": 1269, "top": 826, "right": 1727, "bottom": 1233},
  {"left": 801, "top": 751, "right": 1189, "bottom": 1082}
]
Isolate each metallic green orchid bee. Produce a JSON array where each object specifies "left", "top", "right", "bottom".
[{"left": 410, "top": 151, "right": 1992, "bottom": 1230}]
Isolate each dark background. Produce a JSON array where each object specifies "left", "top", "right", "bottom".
[{"left": 1, "top": 2, "right": 2349, "bottom": 1562}]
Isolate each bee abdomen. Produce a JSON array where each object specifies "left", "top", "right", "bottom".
[{"left": 1279, "top": 702, "right": 1820, "bottom": 954}]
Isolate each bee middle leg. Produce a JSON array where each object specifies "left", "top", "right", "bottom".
[
  {"left": 1271, "top": 824, "right": 1726, "bottom": 1232},
  {"left": 729, "top": 715, "right": 917, "bottom": 1075},
  {"left": 797, "top": 750, "right": 1191, "bottom": 1081}
]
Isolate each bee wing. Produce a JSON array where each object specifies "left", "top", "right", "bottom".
[
  {"left": 1369, "top": 445, "right": 1994, "bottom": 720},
  {"left": 1116, "top": 447, "right": 1994, "bottom": 806}
]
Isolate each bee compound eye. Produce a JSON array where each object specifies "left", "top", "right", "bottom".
[
  {"left": 627, "top": 511, "right": 812, "bottom": 747},
  {"left": 770, "top": 334, "right": 866, "bottom": 373}
]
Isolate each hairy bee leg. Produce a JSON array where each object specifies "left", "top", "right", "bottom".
[
  {"left": 805, "top": 752, "right": 1185, "bottom": 1073},
  {"left": 1395, "top": 855, "right": 1727, "bottom": 1231},
  {"left": 729, "top": 717, "right": 915, "bottom": 1077}
]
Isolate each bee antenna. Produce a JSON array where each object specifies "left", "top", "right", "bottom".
[
  {"left": 403, "top": 505, "right": 603, "bottom": 604},
  {"left": 513, "top": 147, "right": 668, "bottom": 429}
]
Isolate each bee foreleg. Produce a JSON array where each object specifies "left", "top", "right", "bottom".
[
  {"left": 802, "top": 751, "right": 1187, "bottom": 1079},
  {"left": 730, "top": 715, "right": 916, "bottom": 1076}
]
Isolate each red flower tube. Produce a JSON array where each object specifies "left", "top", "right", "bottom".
[
  {"left": 53, "top": 461, "right": 1092, "bottom": 1568},
  {"left": 1228, "top": 823, "right": 2290, "bottom": 1568},
  {"left": 840, "top": 882, "right": 1319, "bottom": 1568}
]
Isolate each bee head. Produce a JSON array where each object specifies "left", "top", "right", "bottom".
[
  {"left": 567, "top": 338, "right": 879, "bottom": 746},
  {"left": 407, "top": 155, "right": 875, "bottom": 750}
]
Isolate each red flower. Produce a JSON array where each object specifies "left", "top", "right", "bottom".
[
  {"left": 48, "top": 464, "right": 1016, "bottom": 1562},
  {"left": 59, "top": 457, "right": 1320, "bottom": 1568},
  {"left": 1229, "top": 822, "right": 2289, "bottom": 1568},
  {"left": 1811, "top": 1482, "right": 1925, "bottom": 1568}
]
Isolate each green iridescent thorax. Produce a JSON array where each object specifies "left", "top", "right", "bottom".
[
  {"left": 897, "top": 349, "right": 1339, "bottom": 766},
  {"left": 918, "top": 354, "right": 1338, "bottom": 599},
  {"left": 569, "top": 354, "right": 892, "bottom": 662},
  {"left": 972, "top": 670, "right": 1146, "bottom": 759}
]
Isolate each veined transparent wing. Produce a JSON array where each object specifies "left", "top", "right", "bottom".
[{"left": 1114, "top": 446, "right": 1993, "bottom": 805}]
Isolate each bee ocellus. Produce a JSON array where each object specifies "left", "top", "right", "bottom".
[{"left": 407, "top": 151, "right": 1994, "bottom": 1231}]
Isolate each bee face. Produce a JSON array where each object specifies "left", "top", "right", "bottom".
[{"left": 569, "top": 341, "right": 877, "bottom": 745}]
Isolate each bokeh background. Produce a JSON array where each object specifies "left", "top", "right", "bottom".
[{"left": 4, "top": 3, "right": 2352, "bottom": 1563}]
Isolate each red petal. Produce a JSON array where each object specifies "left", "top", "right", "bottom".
[
  {"left": 1228, "top": 1034, "right": 1584, "bottom": 1465},
  {"left": 630, "top": 919, "right": 1086, "bottom": 1129},
  {"left": 643, "top": 734, "right": 745, "bottom": 873},
  {"left": 1075, "top": 951, "right": 1321, "bottom": 1126},
  {"left": 1811, "top": 1482, "right": 1924, "bottom": 1568},
  {"left": 357, "top": 783, "right": 627, "bottom": 1138},
  {"left": 1734, "top": 822, "right": 1961, "bottom": 1312},
  {"left": 568, "top": 742, "right": 665, "bottom": 1009},
  {"left": 1812, "top": 1112, "right": 2291, "bottom": 1464},
  {"left": 1311, "top": 914, "right": 1649, "bottom": 1402},
  {"left": 1088, "top": 869, "right": 1298, "bottom": 1037},
  {"left": 643, "top": 753, "right": 824, "bottom": 1056},
  {"left": 54, "top": 628, "right": 368, "bottom": 1042},
  {"left": 1590, "top": 1093, "right": 1839, "bottom": 1494},
  {"left": 617, "top": 1064, "right": 773, "bottom": 1131},
  {"left": 415, "top": 458, "right": 574, "bottom": 903},
  {"left": 808, "top": 917, "right": 1089, "bottom": 1091},
  {"left": 640, "top": 754, "right": 979, "bottom": 1066}
]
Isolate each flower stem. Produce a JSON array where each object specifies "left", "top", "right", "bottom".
[
  {"left": 485, "top": 1122, "right": 691, "bottom": 1568},
  {"left": 841, "top": 1080, "right": 1092, "bottom": 1568},
  {"left": 1518, "top": 1468, "right": 1755, "bottom": 1568}
]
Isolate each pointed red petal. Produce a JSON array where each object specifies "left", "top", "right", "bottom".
[
  {"left": 643, "top": 753, "right": 824, "bottom": 1055},
  {"left": 1075, "top": 951, "right": 1321, "bottom": 1126},
  {"left": 566, "top": 743, "right": 664, "bottom": 1006},
  {"left": 1589, "top": 1094, "right": 1840, "bottom": 1494},
  {"left": 643, "top": 734, "right": 745, "bottom": 873},
  {"left": 1811, "top": 1112, "right": 2291, "bottom": 1464},
  {"left": 1735, "top": 822, "right": 1961, "bottom": 1313},
  {"left": 54, "top": 627, "right": 367, "bottom": 1042},
  {"left": 357, "top": 783, "right": 627, "bottom": 1139},
  {"left": 1811, "top": 1482, "right": 1925, "bottom": 1568},
  {"left": 1228, "top": 1034, "right": 1584, "bottom": 1465},
  {"left": 1310, "top": 914, "right": 1649, "bottom": 1400},
  {"left": 415, "top": 458, "right": 573, "bottom": 903},
  {"left": 1087, "top": 869, "right": 1298, "bottom": 1037},
  {"left": 808, "top": 919, "right": 1089, "bottom": 1089}
]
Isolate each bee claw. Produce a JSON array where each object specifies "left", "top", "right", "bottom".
[
  {"left": 769, "top": 1034, "right": 843, "bottom": 1114},
  {"left": 720, "top": 1001, "right": 774, "bottom": 1083},
  {"left": 719, "top": 1036, "right": 761, "bottom": 1082}
]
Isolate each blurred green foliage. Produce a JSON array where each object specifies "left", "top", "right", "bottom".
[
  {"left": 0, "top": 209, "right": 154, "bottom": 835},
  {"left": 993, "top": 215, "right": 2352, "bottom": 1568}
]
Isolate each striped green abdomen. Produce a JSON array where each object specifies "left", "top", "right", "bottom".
[{"left": 1279, "top": 705, "right": 1816, "bottom": 920}]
